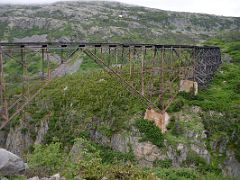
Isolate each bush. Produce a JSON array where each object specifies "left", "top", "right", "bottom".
[
  {"left": 154, "top": 168, "right": 198, "bottom": 180},
  {"left": 167, "top": 98, "right": 184, "bottom": 112},
  {"left": 27, "top": 142, "right": 65, "bottom": 176},
  {"left": 183, "top": 151, "right": 221, "bottom": 174},
  {"left": 135, "top": 119, "right": 164, "bottom": 147},
  {"left": 167, "top": 117, "right": 184, "bottom": 136},
  {"left": 199, "top": 173, "right": 230, "bottom": 180},
  {"left": 153, "top": 159, "right": 172, "bottom": 168},
  {"left": 98, "top": 145, "right": 136, "bottom": 164}
]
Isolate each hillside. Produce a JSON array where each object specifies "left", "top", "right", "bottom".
[{"left": 0, "top": 1, "right": 239, "bottom": 44}]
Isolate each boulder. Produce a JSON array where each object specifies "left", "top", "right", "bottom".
[{"left": 0, "top": 148, "right": 26, "bottom": 176}]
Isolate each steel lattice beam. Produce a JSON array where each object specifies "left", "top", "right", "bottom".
[{"left": 0, "top": 42, "right": 221, "bottom": 130}]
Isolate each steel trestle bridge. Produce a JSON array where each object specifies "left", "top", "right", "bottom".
[{"left": 0, "top": 42, "right": 221, "bottom": 129}]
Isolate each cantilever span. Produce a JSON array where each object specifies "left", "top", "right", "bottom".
[{"left": 0, "top": 42, "right": 221, "bottom": 130}]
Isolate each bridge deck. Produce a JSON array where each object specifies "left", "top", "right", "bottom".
[{"left": 0, "top": 42, "right": 219, "bottom": 49}]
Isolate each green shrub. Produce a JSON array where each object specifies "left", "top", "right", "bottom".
[
  {"left": 167, "top": 117, "right": 184, "bottom": 136},
  {"left": 35, "top": 71, "right": 145, "bottom": 147},
  {"left": 7, "top": 176, "right": 26, "bottom": 180},
  {"left": 63, "top": 138, "right": 105, "bottom": 179},
  {"left": 135, "top": 119, "right": 164, "bottom": 147},
  {"left": 167, "top": 98, "right": 185, "bottom": 112},
  {"left": 199, "top": 173, "right": 231, "bottom": 180},
  {"left": 98, "top": 146, "right": 136, "bottom": 164},
  {"left": 154, "top": 167, "right": 198, "bottom": 180},
  {"left": 183, "top": 151, "right": 221, "bottom": 174},
  {"left": 167, "top": 116, "right": 176, "bottom": 130},
  {"left": 202, "top": 112, "right": 240, "bottom": 161},
  {"left": 153, "top": 159, "right": 172, "bottom": 168},
  {"left": 27, "top": 142, "right": 65, "bottom": 176}
]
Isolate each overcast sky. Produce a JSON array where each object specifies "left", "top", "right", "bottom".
[{"left": 0, "top": 0, "right": 239, "bottom": 17}]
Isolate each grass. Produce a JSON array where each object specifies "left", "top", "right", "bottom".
[
  {"left": 24, "top": 70, "right": 146, "bottom": 147},
  {"left": 187, "top": 63, "right": 240, "bottom": 112},
  {"left": 135, "top": 118, "right": 164, "bottom": 147},
  {"left": 183, "top": 32, "right": 240, "bottom": 161}
]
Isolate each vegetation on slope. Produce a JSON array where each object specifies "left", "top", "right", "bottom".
[
  {"left": 27, "top": 139, "right": 157, "bottom": 179},
  {"left": 25, "top": 70, "right": 145, "bottom": 147},
  {"left": 177, "top": 32, "right": 240, "bottom": 161}
]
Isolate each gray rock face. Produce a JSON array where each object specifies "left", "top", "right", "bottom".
[
  {"left": 13, "top": 34, "right": 48, "bottom": 43},
  {"left": 35, "top": 118, "right": 49, "bottom": 145},
  {"left": 0, "top": 148, "right": 26, "bottom": 176},
  {"left": 28, "top": 177, "right": 40, "bottom": 180},
  {"left": 131, "top": 137, "right": 166, "bottom": 167},
  {"left": 89, "top": 127, "right": 209, "bottom": 167},
  {"left": 28, "top": 173, "right": 63, "bottom": 180},
  {"left": 70, "top": 140, "right": 84, "bottom": 162},
  {"left": 211, "top": 136, "right": 228, "bottom": 154},
  {"left": 191, "top": 144, "right": 211, "bottom": 163},
  {"left": 0, "top": 130, "right": 7, "bottom": 148},
  {"left": 111, "top": 133, "right": 130, "bottom": 153},
  {"left": 89, "top": 129, "right": 111, "bottom": 146},
  {"left": 167, "top": 143, "right": 188, "bottom": 167},
  {"left": 5, "top": 122, "right": 34, "bottom": 157},
  {"left": 222, "top": 151, "right": 240, "bottom": 178}
]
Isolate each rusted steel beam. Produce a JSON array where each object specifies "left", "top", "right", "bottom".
[{"left": 0, "top": 42, "right": 220, "bottom": 50}]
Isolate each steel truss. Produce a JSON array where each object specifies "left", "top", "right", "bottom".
[{"left": 0, "top": 42, "right": 221, "bottom": 129}]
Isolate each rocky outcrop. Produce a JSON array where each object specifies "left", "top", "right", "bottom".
[
  {"left": 35, "top": 118, "right": 49, "bottom": 145},
  {"left": 191, "top": 144, "right": 211, "bottom": 163},
  {"left": 28, "top": 173, "right": 63, "bottom": 180},
  {"left": 0, "top": 148, "right": 27, "bottom": 176},
  {"left": 111, "top": 133, "right": 130, "bottom": 153},
  {"left": 6, "top": 121, "right": 34, "bottom": 157},
  {"left": 90, "top": 128, "right": 191, "bottom": 167},
  {"left": 130, "top": 136, "right": 166, "bottom": 167},
  {"left": 167, "top": 143, "right": 188, "bottom": 167},
  {"left": 0, "top": 130, "right": 7, "bottom": 148},
  {"left": 13, "top": 34, "right": 48, "bottom": 43},
  {"left": 222, "top": 151, "right": 240, "bottom": 178},
  {"left": 211, "top": 136, "right": 228, "bottom": 154},
  {"left": 90, "top": 129, "right": 111, "bottom": 146}
]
